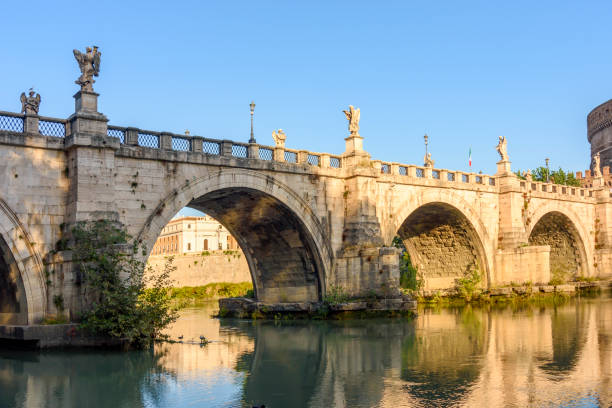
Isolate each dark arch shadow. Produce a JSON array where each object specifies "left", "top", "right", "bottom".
[
  {"left": 0, "top": 234, "right": 28, "bottom": 324},
  {"left": 182, "top": 187, "right": 324, "bottom": 303},
  {"left": 396, "top": 202, "right": 488, "bottom": 290},
  {"left": 528, "top": 211, "right": 586, "bottom": 281}
]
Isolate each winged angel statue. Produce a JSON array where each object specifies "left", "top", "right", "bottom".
[
  {"left": 73, "top": 46, "right": 101, "bottom": 92},
  {"left": 20, "top": 89, "right": 41, "bottom": 115},
  {"left": 272, "top": 129, "right": 286, "bottom": 147},
  {"left": 496, "top": 135, "right": 509, "bottom": 161},
  {"left": 343, "top": 105, "right": 360, "bottom": 135}
]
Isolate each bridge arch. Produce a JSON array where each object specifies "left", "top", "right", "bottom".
[
  {"left": 0, "top": 198, "right": 46, "bottom": 324},
  {"left": 388, "top": 190, "right": 493, "bottom": 289},
  {"left": 527, "top": 203, "right": 591, "bottom": 279},
  {"left": 136, "top": 169, "right": 331, "bottom": 303}
]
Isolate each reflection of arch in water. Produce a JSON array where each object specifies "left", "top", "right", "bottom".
[
  {"left": 537, "top": 305, "right": 588, "bottom": 377},
  {"left": 400, "top": 307, "right": 487, "bottom": 405},
  {"left": 137, "top": 170, "right": 332, "bottom": 303}
]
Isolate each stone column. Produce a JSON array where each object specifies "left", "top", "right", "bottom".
[
  {"left": 160, "top": 132, "right": 172, "bottom": 150},
  {"left": 273, "top": 147, "right": 285, "bottom": 162},
  {"left": 247, "top": 143, "right": 259, "bottom": 159},
  {"left": 298, "top": 150, "right": 309, "bottom": 164},
  {"left": 320, "top": 154, "right": 331, "bottom": 168},
  {"left": 126, "top": 127, "right": 139, "bottom": 146},
  {"left": 192, "top": 137, "right": 203, "bottom": 153},
  {"left": 220, "top": 140, "right": 233, "bottom": 156},
  {"left": 23, "top": 114, "right": 39, "bottom": 134}
]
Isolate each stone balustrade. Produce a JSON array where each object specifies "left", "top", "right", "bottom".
[{"left": 0, "top": 110, "right": 597, "bottom": 202}]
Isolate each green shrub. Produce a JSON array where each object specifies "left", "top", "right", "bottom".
[
  {"left": 72, "top": 220, "right": 178, "bottom": 349},
  {"left": 456, "top": 268, "right": 481, "bottom": 301},
  {"left": 324, "top": 284, "right": 350, "bottom": 305}
]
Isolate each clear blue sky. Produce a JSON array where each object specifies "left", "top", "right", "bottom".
[{"left": 2, "top": 1, "right": 611, "bottom": 180}]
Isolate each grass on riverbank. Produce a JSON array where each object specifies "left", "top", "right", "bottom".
[{"left": 169, "top": 282, "right": 253, "bottom": 307}]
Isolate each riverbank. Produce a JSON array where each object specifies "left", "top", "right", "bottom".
[
  {"left": 169, "top": 282, "right": 253, "bottom": 307},
  {"left": 412, "top": 279, "right": 611, "bottom": 306},
  {"left": 218, "top": 296, "right": 418, "bottom": 320}
]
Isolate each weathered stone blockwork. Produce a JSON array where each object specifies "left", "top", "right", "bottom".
[{"left": 1, "top": 93, "right": 611, "bottom": 324}]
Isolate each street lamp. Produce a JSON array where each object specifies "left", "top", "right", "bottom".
[
  {"left": 545, "top": 158, "right": 550, "bottom": 183},
  {"left": 424, "top": 134, "right": 429, "bottom": 157},
  {"left": 249, "top": 101, "right": 256, "bottom": 144}
]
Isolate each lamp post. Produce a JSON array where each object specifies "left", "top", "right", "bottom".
[
  {"left": 249, "top": 101, "right": 256, "bottom": 144},
  {"left": 424, "top": 134, "right": 429, "bottom": 157},
  {"left": 545, "top": 158, "right": 550, "bottom": 183}
]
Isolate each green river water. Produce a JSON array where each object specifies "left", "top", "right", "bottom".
[{"left": 0, "top": 293, "right": 611, "bottom": 408}]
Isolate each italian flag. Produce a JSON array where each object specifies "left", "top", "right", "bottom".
[{"left": 468, "top": 147, "right": 472, "bottom": 167}]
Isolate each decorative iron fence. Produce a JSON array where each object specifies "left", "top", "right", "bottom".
[
  {"left": 0, "top": 113, "right": 24, "bottom": 133},
  {"left": 381, "top": 163, "right": 390, "bottom": 174},
  {"left": 202, "top": 140, "right": 220, "bottom": 155},
  {"left": 107, "top": 127, "right": 126, "bottom": 143},
  {"left": 138, "top": 132, "right": 160, "bottom": 148},
  {"left": 307, "top": 154, "right": 320, "bottom": 166},
  {"left": 284, "top": 150, "right": 298, "bottom": 163},
  {"left": 330, "top": 156, "right": 341, "bottom": 168},
  {"left": 232, "top": 144, "right": 248, "bottom": 158},
  {"left": 38, "top": 119, "right": 66, "bottom": 138},
  {"left": 259, "top": 147, "right": 273, "bottom": 160},
  {"left": 172, "top": 137, "right": 191, "bottom": 151}
]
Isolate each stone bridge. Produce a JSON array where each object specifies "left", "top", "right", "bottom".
[{"left": 1, "top": 88, "right": 611, "bottom": 325}]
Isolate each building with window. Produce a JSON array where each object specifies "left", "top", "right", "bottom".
[{"left": 151, "top": 216, "right": 240, "bottom": 256}]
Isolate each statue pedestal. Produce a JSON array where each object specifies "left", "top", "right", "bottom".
[
  {"left": 496, "top": 160, "right": 512, "bottom": 176},
  {"left": 593, "top": 176, "right": 604, "bottom": 187},
  {"left": 74, "top": 90, "right": 99, "bottom": 113},
  {"left": 23, "top": 114, "right": 39, "bottom": 134},
  {"left": 342, "top": 133, "right": 371, "bottom": 167},
  {"left": 344, "top": 133, "right": 364, "bottom": 154}
]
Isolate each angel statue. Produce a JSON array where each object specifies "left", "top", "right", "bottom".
[
  {"left": 272, "top": 129, "right": 286, "bottom": 147},
  {"left": 424, "top": 152, "right": 435, "bottom": 168},
  {"left": 73, "top": 46, "right": 101, "bottom": 92},
  {"left": 593, "top": 152, "right": 602, "bottom": 178},
  {"left": 343, "top": 105, "right": 360, "bottom": 135},
  {"left": 496, "top": 136, "right": 509, "bottom": 161},
  {"left": 20, "top": 88, "right": 41, "bottom": 115},
  {"left": 523, "top": 169, "right": 532, "bottom": 183}
]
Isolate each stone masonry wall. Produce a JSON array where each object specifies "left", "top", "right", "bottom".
[
  {"left": 146, "top": 250, "right": 250, "bottom": 287},
  {"left": 528, "top": 212, "right": 582, "bottom": 281},
  {"left": 399, "top": 204, "right": 482, "bottom": 290}
]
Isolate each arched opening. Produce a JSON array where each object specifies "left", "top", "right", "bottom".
[
  {"left": 396, "top": 202, "right": 487, "bottom": 290},
  {"left": 188, "top": 187, "right": 323, "bottom": 303},
  {"left": 0, "top": 235, "right": 28, "bottom": 325},
  {"left": 528, "top": 212, "right": 586, "bottom": 282},
  {"left": 146, "top": 186, "right": 324, "bottom": 303}
]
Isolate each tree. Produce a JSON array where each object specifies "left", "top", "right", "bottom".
[
  {"left": 72, "top": 220, "right": 178, "bottom": 348},
  {"left": 514, "top": 166, "right": 581, "bottom": 187}
]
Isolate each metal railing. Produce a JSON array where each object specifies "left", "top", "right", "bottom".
[
  {"left": 0, "top": 111, "right": 24, "bottom": 133},
  {"left": 232, "top": 143, "right": 248, "bottom": 158},
  {"left": 38, "top": 118, "right": 66, "bottom": 137},
  {"left": 107, "top": 126, "right": 126, "bottom": 143},
  {"left": 259, "top": 147, "right": 273, "bottom": 161}
]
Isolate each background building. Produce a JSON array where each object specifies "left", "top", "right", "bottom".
[
  {"left": 151, "top": 216, "right": 239, "bottom": 256},
  {"left": 148, "top": 216, "right": 250, "bottom": 287}
]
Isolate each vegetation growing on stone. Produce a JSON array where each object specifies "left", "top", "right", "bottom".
[
  {"left": 392, "top": 236, "right": 423, "bottom": 291},
  {"left": 72, "top": 220, "right": 178, "bottom": 348}
]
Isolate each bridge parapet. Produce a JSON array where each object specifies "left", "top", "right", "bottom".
[{"left": 518, "top": 178, "right": 595, "bottom": 203}]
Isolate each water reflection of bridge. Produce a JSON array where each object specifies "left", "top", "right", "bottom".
[
  {"left": 0, "top": 298, "right": 610, "bottom": 407},
  {"left": 229, "top": 298, "right": 611, "bottom": 407}
]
